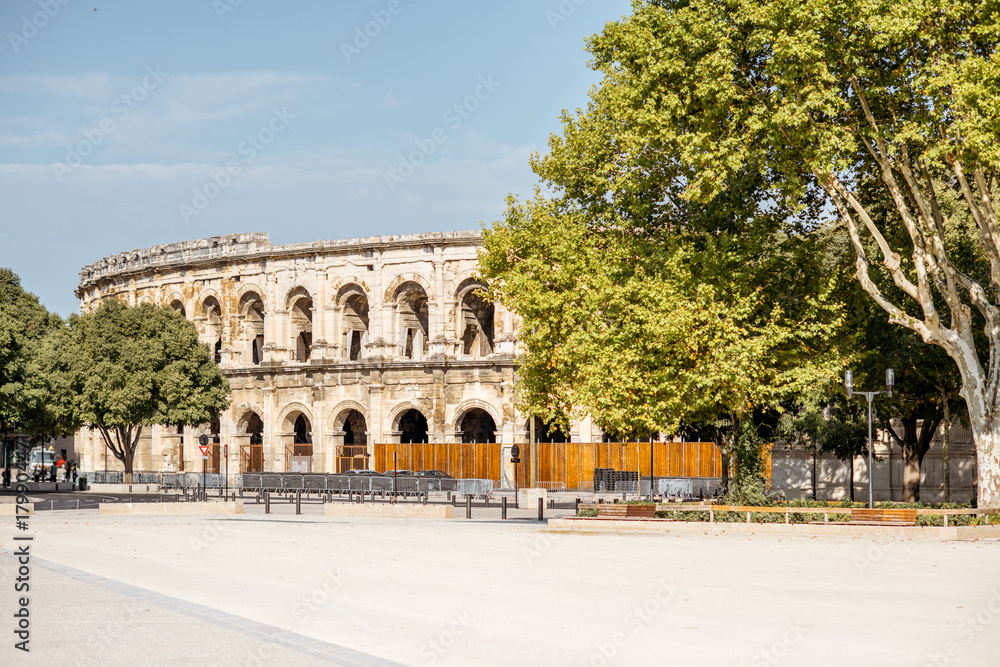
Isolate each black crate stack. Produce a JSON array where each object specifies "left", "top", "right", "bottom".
[{"left": 593, "top": 468, "right": 638, "bottom": 492}]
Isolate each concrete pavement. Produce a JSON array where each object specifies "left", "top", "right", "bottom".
[{"left": 2, "top": 504, "right": 999, "bottom": 666}]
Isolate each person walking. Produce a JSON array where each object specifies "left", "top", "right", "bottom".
[{"left": 2, "top": 467, "right": 10, "bottom": 489}]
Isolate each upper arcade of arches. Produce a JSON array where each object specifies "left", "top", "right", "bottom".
[{"left": 75, "top": 230, "right": 517, "bottom": 369}]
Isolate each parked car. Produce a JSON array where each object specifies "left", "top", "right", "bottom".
[
  {"left": 342, "top": 469, "right": 382, "bottom": 476},
  {"left": 416, "top": 470, "right": 454, "bottom": 479},
  {"left": 383, "top": 469, "right": 416, "bottom": 477}
]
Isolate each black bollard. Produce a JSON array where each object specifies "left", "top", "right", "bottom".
[
  {"left": 466, "top": 495, "right": 472, "bottom": 519},
  {"left": 575, "top": 497, "right": 580, "bottom": 514},
  {"left": 296, "top": 491, "right": 301, "bottom": 515},
  {"left": 502, "top": 496, "right": 507, "bottom": 520},
  {"left": 485, "top": 497, "right": 490, "bottom": 509},
  {"left": 452, "top": 494, "right": 456, "bottom": 507},
  {"left": 538, "top": 497, "right": 544, "bottom": 522},
  {"left": 265, "top": 491, "right": 270, "bottom": 514}
]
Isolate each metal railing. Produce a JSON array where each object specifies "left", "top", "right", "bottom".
[{"left": 236, "top": 473, "right": 494, "bottom": 497}]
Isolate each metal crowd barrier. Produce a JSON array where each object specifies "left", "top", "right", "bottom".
[{"left": 236, "top": 473, "right": 493, "bottom": 497}]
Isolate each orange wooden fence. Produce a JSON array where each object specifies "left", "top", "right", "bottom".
[{"left": 374, "top": 442, "right": 725, "bottom": 487}]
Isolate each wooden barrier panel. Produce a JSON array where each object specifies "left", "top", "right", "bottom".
[{"left": 373, "top": 441, "right": 725, "bottom": 488}]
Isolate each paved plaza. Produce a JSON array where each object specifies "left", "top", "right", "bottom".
[{"left": 2, "top": 502, "right": 1000, "bottom": 666}]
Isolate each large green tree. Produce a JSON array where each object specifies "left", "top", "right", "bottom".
[
  {"left": 50, "top": 299, "right": 230, "bottom": 481},
  {"left": 565, "top": 0, "right": 1000, "bottom": 506},
  {"left": 0, "top": 269, "right": 72, "bottom": 447},
  {"left": 481, "top": 189, "right": 847, "bottom": 486}
]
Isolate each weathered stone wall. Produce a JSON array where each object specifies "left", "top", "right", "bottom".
[
  {"left": 770, "top": 424, "right": 978, "bottom": 503},
  {"left": 74, "top": 231, "right": 565, "bottom": 478}
]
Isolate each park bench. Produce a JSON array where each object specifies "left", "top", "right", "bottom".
[
  {"left": 598, "top": 504, "right": 657, "bottom": 519},
  {"left": 849, "top": 508, "right": 918, "bottom": 526}
]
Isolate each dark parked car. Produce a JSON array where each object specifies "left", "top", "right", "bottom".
[
  {"left": 383, "top": 469, "right": 416, "bottom": 477},
  {"left": 343, "top": 469, "right": 383, "bottom": 476},
  {"left": 416, "top": 470, "right": 454, "bottom": 479}
]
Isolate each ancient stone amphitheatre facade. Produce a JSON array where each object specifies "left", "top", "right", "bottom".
[{"left": 72, "top": 231, "right": 581, "bottom": 476}]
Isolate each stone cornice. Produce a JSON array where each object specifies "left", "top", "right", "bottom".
[{"left": 76, "top": 230, "right": 484, "bottom": 296}]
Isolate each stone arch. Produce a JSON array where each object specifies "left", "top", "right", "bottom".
[
  {"left": 200, "top": 293, "right": 223, "bottom": 363},
  {"left": 386, "top": 401, "right": 429, "bottom": 436},
  {"left": 284, "top": 285, "right": 313, "bottom": 311},
  {"left": 236, "top": 283, "right": 266, "bottom": 308},
  {"left": 234, "top": 405, "right": 264, "bottom": 444},
  {"left": 285, "top": 287, "right": 313, "bottom": 362},
  {"left": 330, "top": 276, "right": 372, "bottom": 302},
  {"left": 391, "top": 280, "right": 429, "bottom": 360},
  {"left": 335, "top": 283, "right": 370, "bottom": 361},
  {"left": 276, "top": 402, "right": 314, "bottom": 434},
  {"left": 455, "top": 278, "right": 494, "bottom": 357},
  {"left": 451, "top": 399, "right": 503, "bottom": 433},
  {"left": 165, "top": 292, "right": 187, "bottom": 318},
  {"left": 383, "top": 272, "right": 433, "bottom": 303},
  {"left": 328, "top": 400, "right": 369, "bottom": 431},
  {"left": 238, "top": 289, "right": 266, "bottom": 365}
]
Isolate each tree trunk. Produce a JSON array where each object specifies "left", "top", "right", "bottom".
[
  {"left": 901, "top": 445, "right": 925, "bottom": 503},
  {"left": 887, "top": 414, "right": 941, "bottom": 504},
  {"left": 123, "top": 447, "right": 135, "bottom": 485},
  {"left": 849, "top": 456, "right": 855, "bottom": 503},
  {"left": 941, "top": 400, "right": 951, "bottom": 503},
  {"left": 968, "top": 416, "right": 1000, "bottom": 508}
]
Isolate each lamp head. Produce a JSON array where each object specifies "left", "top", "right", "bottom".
[
  {"left": 844, "top": 370, "right": 853, "bottom": 398},
  {"left": 886, "top": 368, "right": 894, "bottom": 398}
]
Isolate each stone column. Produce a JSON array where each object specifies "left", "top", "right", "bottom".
[
  {"left": 230, "top": 434, "right": 252, "bottom": 479},
  {"left": 159, "top": 433, "right": 183, "bottom": 473}
]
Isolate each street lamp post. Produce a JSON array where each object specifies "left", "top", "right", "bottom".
[{"left": 845, "top": 369, "right": 894, "bottom": 509}]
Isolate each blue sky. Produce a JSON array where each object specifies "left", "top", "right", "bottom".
[{"left": 0, "top": 0, "right": 633, "bottom": 316}]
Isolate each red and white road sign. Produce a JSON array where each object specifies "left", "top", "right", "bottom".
[{"left": 199, "top": 445, "right": 210, "bottom": 458}]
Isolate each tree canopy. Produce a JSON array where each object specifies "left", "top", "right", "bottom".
[
  {"left": 569, "top": 0, "right": 1000, "bottom": 505},
  {"left": 50, "top": 299, "right": 230, "bottom": 478},
  {"left": 0, "top": 268, "right": 71, "bottom": 443}
]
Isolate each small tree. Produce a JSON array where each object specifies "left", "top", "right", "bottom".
[{"left": 54, "top": 299, "right": 229, "bottom": 481}]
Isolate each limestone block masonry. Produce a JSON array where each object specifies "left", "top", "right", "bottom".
[{"left": 74, "top": 231, "right": 547, "bottom": 479}]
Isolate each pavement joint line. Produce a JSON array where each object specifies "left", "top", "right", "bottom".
[{"left": 0, "top": 549, "right": 407, "bottom": 667}]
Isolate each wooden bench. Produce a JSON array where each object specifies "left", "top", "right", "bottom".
[
  {"left": 849, "top": 508, "right": 918, "bottom": 526},
  {"left": 598, "top": 504, "right": 657, "bottom": 519}
]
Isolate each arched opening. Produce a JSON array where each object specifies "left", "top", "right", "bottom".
[
  {"left": 239, "top": 291, "right": 265, "bottom": 365},
  {"left": 460, "top": 408, "right": 496, "bottom": 443},
  {"left": 336, "top": 409, "right": 369, "bottom": 472},
  {"left": 169, "top": 299, "right": 186, "bottom": 318},
  {"left": 293, "top": 414, "right": 311, "bottom": 444},
  {"left": 283, "top": 411, "right": 313, "bottom": 472},
  {"left": 236, "top": 411, "right": 264, "bottom": 473},
  {"left": 529, "top": 417, "right": 568, "bottom": 443},
  {"left": 237, "top": 411, "right": 264, "bottom": 444},
  {"left": 394, "top": 282, "right": 429, "bottom": 360},
  {"left": 202, "top": 296, "right": 223, "bottom": 363},
  {"left": 289, "top": 293, "right": 313, "bottom": 362},
  {"left": 458, "top": 284, "right": 494, "bottom": 357},
  {"left": 399, "top": 409, "right": 428, "bottom": 444},
  {"left": 338, "top": 286, "right": 369, "bottom": 361}
]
